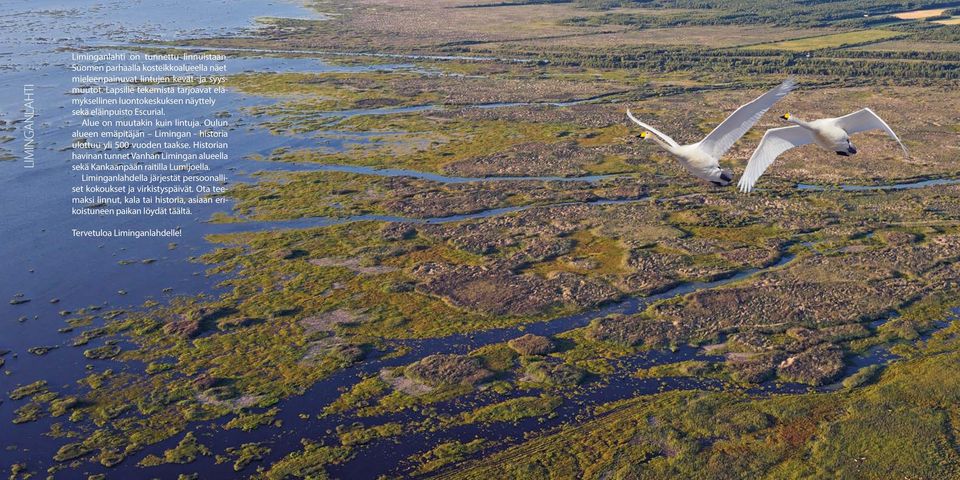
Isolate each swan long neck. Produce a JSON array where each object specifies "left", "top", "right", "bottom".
[
  {"left": 786, "top": 116, "right": 813, "bottom": 129},
  {"left": 647, "top": 135, "right": 674, "bottom": 153}
]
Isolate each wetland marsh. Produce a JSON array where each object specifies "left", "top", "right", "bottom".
[{"left": 3, "top": 0, "right": 960, "bottom": 479}]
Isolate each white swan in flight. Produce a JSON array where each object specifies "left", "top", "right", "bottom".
[
  {"left": 738, "top": 108, "right": 908, "bottom": 193},
  {"left": 626, "top": 78, "right": 796, "bottom": 186}
]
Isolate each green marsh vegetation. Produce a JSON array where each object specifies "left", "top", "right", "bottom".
[
  {"left": 217, "top": 171, "right": 651, "bottom": 222},
  {"left": 21, "top": 182, "right": 960, "bottom": 474},
  {"left": 250, "top": 109, "right": 642, "bottom": 177},
  {"left": 9, "top": 0, "right": 960, "bottom": 477},
  {"left": 437, "top": 313, "right": 960, "bottom": 479}
]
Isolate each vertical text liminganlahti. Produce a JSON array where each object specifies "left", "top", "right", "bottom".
[{"left": 23, "top": 84, "right": 35, "bottom": 168}]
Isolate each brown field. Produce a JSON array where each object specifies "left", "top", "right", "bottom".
[
  {"left": 934, "top": 17, "right": 960, "bottom": 25},
  {"left": 345, "top": 1, "right": 822, "bottom": 50},
  {"left": 211, "top": 0, "right": 631, "bottom": 52},
  {"left": 892, "top": 8, "right": 947, "bottom": 19},
  {"left": 340, "top": 0, "right": 641, "bottom": 48}
]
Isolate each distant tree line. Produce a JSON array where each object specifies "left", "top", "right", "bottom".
[
  {"left": 564, "top": 0, "right": 960, "bottom": 27},
  {"left": 908, "top": 24, "right": 960, "bottom": 41},
  {"left": 458, "top": 45, "right": 960, "bottom": 82}
]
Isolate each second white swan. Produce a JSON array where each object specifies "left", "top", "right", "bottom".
[
  {"left": 626, "top": 78, "right": 796, "bottom": 186},
  {"left": 738, "top": 108, "right": 908, "bottom": 193}
]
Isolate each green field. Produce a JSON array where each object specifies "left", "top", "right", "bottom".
[{"left": 747, "top": 29, "right": 906, "bottom": 51}]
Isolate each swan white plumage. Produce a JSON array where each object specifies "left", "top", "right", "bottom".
[
  {"left": 626, "top": 78, "right": 796, "bottom": 186},
  {"left": 738, "top": 108, "right": 908, "bottom": 193}
]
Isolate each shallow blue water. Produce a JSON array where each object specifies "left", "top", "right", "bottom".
[
  {"left": 797, "top": 178, "right": 960, "bottom": 191},
  {"left": 211, "top": 198, "right": 649, "bottom": 234},
  {"left": 260, "top": 161, "right": 620, "bottom": 183}
]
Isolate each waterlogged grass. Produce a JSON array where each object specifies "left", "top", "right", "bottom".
[
  {"left": 802, "top": 341, "right": 960, "bottom": 478},
  {"left": 27, "top": 238, "right": 402, "bottom": 466},
  {"left": 413, "top": 439, "right": 487, "bottom": 475},
  {"left": 258, "top": 113, "right": 612, "bottom": 176},
  {"left": 137, "top": 432, "right": 211, "bottom": 466},
  {"left": 685, "top": 224, "right": 787, "bottom": 247},
  {"left": 460, "top": 395, "right": 561, "bottom": 424},
  {"left": 435, "top": 320, "right": 960, "bottom": 478},
  {"left": 227, "top": 72, "right": 439, "bottom": 111},
  {"left": 223, "top": 407, "right": 280, "bottom": 431},
  {"left": 636, "top": 360, "right": 721, "bottom": 379},
  {"left": 322, "top": 376, "right": 390, "bottom": 417},
  {"left": 321, "top": 344, "right": 562, "bottom": 422},
  {"left": 850, "top": 291, "right": 960, "bottom": 352},
  {"left": 218, "top": 170, "right": 648, "bottom": 222},
  {"left": 36, "top": 215, "right": 634, "bottom": 466},
  {"left": 260, "top": 112, "right": 636, "bottom": 177},
  {"left": 202, "top": 222, "right": 528, "bottom": 339},
  {"left": 225, "top": 442, "right": 271, "bottom": 472},
  {"left": 29, "top": 203, "right": 953, "bottom": 473},
  {"left": 218, "top": 171, "right": 389, "bottom": 221},
  {"left": 528, "top": 230, "right": 629, "bottom": 278},
  {"left": 256, "top": 443, "right": 352, "bottom": 479},
  {"left": 8, "top": 380, "right": 48, "bottom": 401},
  {"left": 337, "top": 422, "right": 404, "bottom": 446}
]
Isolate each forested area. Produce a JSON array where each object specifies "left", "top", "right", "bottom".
[
  {"left": 454, "top": 45, "right": 960, "bottom": 83},
  {"left": 466, "top": 0, "right": 960, "bottom": 28}
]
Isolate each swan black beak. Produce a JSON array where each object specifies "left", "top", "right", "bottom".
[
  {"left": 848, "top": 146, "right": 857, "bottom": 154},
  {"left": 711, "top": 169, "right": 733, "bottom": 186}
]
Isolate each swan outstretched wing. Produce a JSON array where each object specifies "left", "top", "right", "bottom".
[
  {"left": 738, "top": 125, "right": 814, "bottom": 193},
  {"left": 833, "top": 108, "right": 908, "bottom": 157},
  {"left": 626, "top": 109, "right": 679, "bottom": 148},
  {"left": 699, "top": 78, "right": 797, "bottom": 159}
]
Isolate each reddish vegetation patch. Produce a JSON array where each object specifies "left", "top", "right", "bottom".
[
  {"left": 300, "top": 309, "right": 366, "bottom": 334},
  {"left": 163, "top": 307, "right": 235, "bottom": 338},
  {"left": 775, "top": 417, "right": 819, "bottom": 448},
  {"left": 586, "top": 314, "right": 674, "bottom": 348},
  {"left": 309, "top": 257, "right": 397, "bottom": 275},
  {"left": 443, "top": 141, "right": 608, "bottom": 178},
  {"left": 413, "top": 262, "right": 619, "bottom": 316},
  {"left": 405, "top": 354, "right": 493, "bottom": 387},
  {"left": 163, "top": 315, "right": 202, "bottom": 338},
  {"left": 507, "top": 334, "right": 556, "bottom": 356},
  {"left": 777, "top": 344, "right": 844, "bottom": 386}
]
